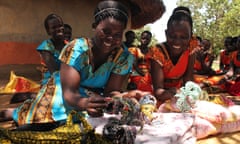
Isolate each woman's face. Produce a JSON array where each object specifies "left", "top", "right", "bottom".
[
  {"left": 165, "top": 20, "right": 191, "bottom": 53},
  {"left": 93, "top": 17, "right": 126, "bottom": 53},
  {"left": 202, "top": 39, "right": 211, "bottom": 51},
  {"left": 47, "top": 18, "right": 64, "bottom": 41},
  {"left": 140, "top": 33, "right": 151, "bottom": 47},
  {"left": 64, "top": 27, "right": 72, "bottom": 41}
]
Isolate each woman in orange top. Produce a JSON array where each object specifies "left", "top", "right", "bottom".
[
  {"left": 225, "top": 36, "right": 240, "bottom": 96},
  {"left": 128, "top": 30, "right": 153, "bottom": 93},
  {"left": 150, "top": 6, "right": 199, "bottom": 104},
  {"left": 194, "top": 39, "right": 216, "bottom": 76},
  {"left": 220, "top": 36, "right": 235, "bottom": 73},
  {"left": 228, "top": 36, "right": 240, "bottom": 77}
]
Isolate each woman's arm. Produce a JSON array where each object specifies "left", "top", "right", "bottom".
[
  {"left": 183, "top": 53, "right": 195, "bottom": 83},
  {"left": 40, "top": 51, "right": 59, "bottom": 74},
  {"left": 150, "top": 59, "right": 175, "bottom": 103},
  {"left": 60, "top": 63, "right": 107, "bottom": 117},
  {"left": 104, "top": 73, "right": 128, "bottom": 97}
]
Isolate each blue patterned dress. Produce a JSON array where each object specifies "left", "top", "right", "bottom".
[
  {"left": 36, "top": 39, "right": 62, "bottom": 85},
  {"left": 13, "top": 37, "right": 134, "bottom": 125}
]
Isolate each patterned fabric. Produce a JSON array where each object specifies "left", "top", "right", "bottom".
[
  {"left": 220, "top": 50, "right": 233, "bottom": 66},
  {"left": 194, "top": 59, "right": 202, "bottom": 71},
  {"left": 128, "top": 47, "right": 153, "bottom": 92},
  {"left": 13, "top": 37, "right": 134, "bottom": 125},
  {"left": 149, "top": 43, "right": 190, "bottom": 88},
  {"left": 59, "top": 38, "right": 89, "bottom": 66},
  {"left": 1, "top": 111, "right": 111, "bottom": 144},
  {"left": 36, "top": 39, "right": 62, "bottom": 85},
  {"left": 71, "top": 40, "right": 134, "bottom": 97},
  {"left": 136, "top": 113, "right": 196, "bottom": 144},
  {"left": 13, "top": 74, "right": 65, "bottom": 125},
  {"left": 194, "top": 54, "right": 211, "bottom": 71},
  {"left": 88, "top": 113, "right": 196, "bottom": 144},
  {"left": 232, "top": 51, "right": 240, "bottom": 67}
]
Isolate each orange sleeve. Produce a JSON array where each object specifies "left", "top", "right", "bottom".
[{"left": 149, "top": 46, "right": 165, "bottom": 67}]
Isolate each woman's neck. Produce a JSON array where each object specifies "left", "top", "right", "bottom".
[
  {"left": 139, "top": 45, "right": 149, "bottom": 54},
  {"left": 52, "top": 39, "right": 65, "bottom": 51}
]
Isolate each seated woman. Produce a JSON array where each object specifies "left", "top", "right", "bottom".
[
  {"left": 219, "top": 36, "right": 235, "bottom": 73},
  {"left": 193, "top": 38, "right": 225, "bottom": 90},
  {"left": 149, "top": 6, "right": 199, "bottom": 105},
  {"left": 37, "top": 14, "right": 66, "bottom": 86},
  {"left": 0, "top": 0, "right": 134, "bottom": 130},
  {"left": 128, "top": 30, "right": 153, "bottom": 93},
  {"left": 224, "top": 36, "right": 240, "bottom": 96},
  {"left": 2, "top": 14, "right": 67, "bottom": 104},
  {"left": 194, "top": 38, "right": 216, "bottom": 76}
]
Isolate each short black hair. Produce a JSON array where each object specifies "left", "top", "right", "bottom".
[
  {"left": 64, "top": 24, "right": 72, "bottom": 31},
  {"left": 125, "top": 30, "right": 135, "bottom": 37},
  {"left": 44, "top": 13, "right": 63, "bottom": 33},
  {"left": 141, "top": 30, "right": 152, "bottom": 38}
]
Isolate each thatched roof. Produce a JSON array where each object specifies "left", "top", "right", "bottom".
[{"left": 120, "top": 0, "right": 166, "bottom": 29}]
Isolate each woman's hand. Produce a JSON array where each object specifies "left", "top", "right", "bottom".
[{"left": 83, "top": 96, "right": 110, "bottom": 117}]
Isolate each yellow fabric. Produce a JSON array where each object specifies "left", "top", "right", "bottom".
[
  {"left": 0, "top": 71, "right": 40, "bottom": 94},
  {"left": 0, "top": 111, "right": 111, "bottom": 144}
]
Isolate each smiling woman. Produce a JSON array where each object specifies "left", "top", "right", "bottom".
[
  {"left": 150, "top": 6, "right": 198, "bottom": 106},
  {"left": 1, "top": 0, "right": 135, "bottom": 128}
]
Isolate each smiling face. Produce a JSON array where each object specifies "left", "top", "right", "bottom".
[
  {"left": 165, "top": 20, "right": 191, "bottom": 54},
  {"left": 47, "top": 18, "right": 64, "bottom": 41},
  {"left": 93, "top": 17, "right": 126, "bottom": 53}
]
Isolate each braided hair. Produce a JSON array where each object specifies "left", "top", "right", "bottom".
[
  {"left": 93, "top": 0, "right": 129, "bottom": 28},
  {"left": 167, "top": 6, "right": 193, "bottom": 33}
]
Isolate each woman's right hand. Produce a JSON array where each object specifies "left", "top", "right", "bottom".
[{"left": 82, "top": 96, "right": 110, "bottom": 117}]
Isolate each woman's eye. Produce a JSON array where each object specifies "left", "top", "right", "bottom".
[{"left": 102, "top": 29, "right": 111, "bottom": 35}]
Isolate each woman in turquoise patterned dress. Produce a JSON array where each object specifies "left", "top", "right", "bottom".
[
  {"left": 37, "top": 13, "right": 66, "bottom": 86},
  {"left": 0, "top": 0, "right": 134, "bottom": 129}
]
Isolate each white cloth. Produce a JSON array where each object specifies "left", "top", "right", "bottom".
[{"left": 87, "top": 113, "right": 196, "bottom": 144}]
